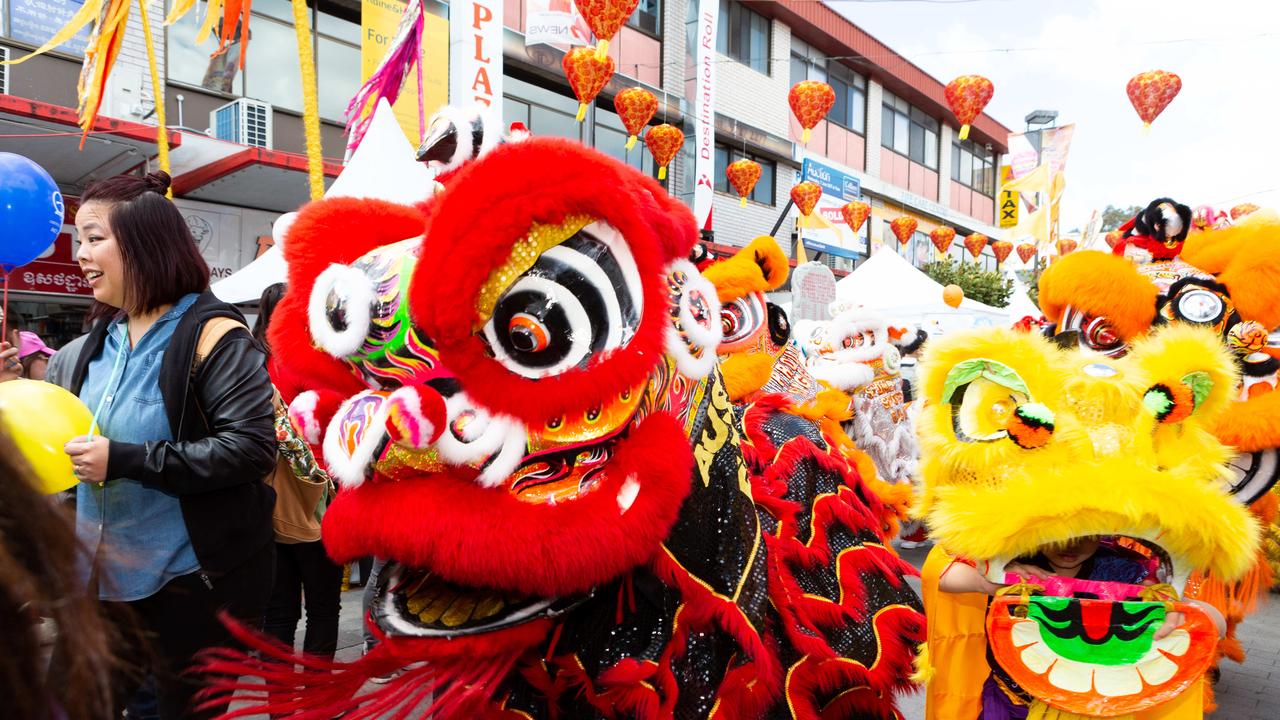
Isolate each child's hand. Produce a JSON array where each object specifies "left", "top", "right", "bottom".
[
  {"left": 1153, "top": 611, "right": 1184, "bottom": 640},
  {"left": 1005, "top": 562, "right": 1051, "bottom": 580}
]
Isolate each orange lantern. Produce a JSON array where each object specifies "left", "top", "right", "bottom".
[
  {"left": 944, "top": 75, "right": 994, "bottom": 141},
  {"left": 725, "top": 159, "right": 762, "bottom": 207},
  {"left": 614, "top": 87, "right": 658, "bottom": 150},
  {"left": 1126, "top": 70, "right": 1182, "bottom": 128},
  {"left": 943, "top": 284, "right": 964, "bottom": 308},
  {"left": 890, "top": 217, "right": 918, "bottom": 247},
  {"left": 1103, "top": 230, "right": 1124, "bottom": 249},
  {"left": 1057, "top": 238, "right": 1078, "bottom": 256},
  {"left": 963, "top": 232, "right": 989, "bottom": 260},
  {"left": 644, "top": 124, "right": 684, "bottom": 181},
  {"left": 842, "top": 201, "right": 870, "bottom": 234},
  {"left": 574, "top": 0, "right": 640, "bottom": 58},
  {"left": 991, "top": 240, "right": 1013, "bottom": 267},
  {"left": 929, "top": 225, "right": 956, "bottom": 256},
  {"left": 1016, "top": 243, "right": 1037, "bottom": 264},
  {"left": 564, "top": 47, "right": 615, "bottom": 122},
  {"left": 789, "top": 81, "right": 836, "bottom": 144},
  {"left": 1230, "top": 203, "right": 1260, "bottom": 220},
  {"left": 791, "top": 181, "right": 823, "bottom": 219}
]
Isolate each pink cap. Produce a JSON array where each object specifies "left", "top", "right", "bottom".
[{"left": 18, "top": 331, "right": 55, "bottom": 359}]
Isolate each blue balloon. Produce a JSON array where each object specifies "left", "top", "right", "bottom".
[{"left": 0, "top": 153, "right": 64, "bottom": 270}]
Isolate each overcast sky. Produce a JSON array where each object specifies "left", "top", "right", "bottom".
[{"left": 831, "top": 0, "right": 1279, "bottom": 232}]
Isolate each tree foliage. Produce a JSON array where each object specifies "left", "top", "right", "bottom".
[
  {"left": 1100, "top": 205, "right": 1141, "bottom": 232},
  {"left": 1015, "top": 258, "right": 1049, "bottom": 308},
  {"left": 924, "top": 257, "right": 1015, "bottom": 308}
]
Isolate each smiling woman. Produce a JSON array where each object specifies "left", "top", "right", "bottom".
[{"left": 56, "top": 172, "right": 277, "bottom": 720}]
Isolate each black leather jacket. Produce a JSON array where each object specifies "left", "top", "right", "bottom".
[{"left": 68, "top": 291, "right": 277, "bottom": 574}]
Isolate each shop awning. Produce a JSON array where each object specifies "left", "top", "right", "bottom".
[
  {"left": 171, "top": 147, "right": 343, "bottom": 214},
  {"left": 0, "top": 95, "right": 182, "bottom": 190}
]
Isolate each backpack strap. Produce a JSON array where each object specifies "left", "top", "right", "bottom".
[{"left": 192, "top": 316, "right": 250, "bottom": 377}]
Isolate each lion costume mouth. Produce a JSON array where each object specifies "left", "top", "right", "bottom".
[{"left": 370, "top": 562, "right": 587, "bottom": 638}]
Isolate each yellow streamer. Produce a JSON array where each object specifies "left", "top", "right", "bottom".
[
  {"left": 291, "top": 0, "right": 324, "bottom": 200},
  {"left": 137, "top": 0, "right": 170, "bottom": 188},
  {"left": 0, "top": 0, "right": 106, "bottom": 65},
  {"left": 163, "top": 0, "right": 198, "bottom": 25},
  {"left": 196, "top": 0, "right": 224, "bottom": 45}
]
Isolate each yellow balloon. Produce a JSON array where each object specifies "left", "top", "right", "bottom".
[{"left": 0, "top": 379, "right": 95, "bottom": 494}]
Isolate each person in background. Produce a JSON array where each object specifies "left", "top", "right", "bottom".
[
  {"left": 59, "top": 171, "right": 277, "bottom": 720},
  {"left": 43, "top": 334, "right": 88, "bottom": 389},
  {"left": 18, "top": 331, "right": 56, "bottom": 381},
  {"left": 1, "top": 310, "right": 28, "bottom": 381},
  {"left": 256, "top": 282, "right": 344, "bottom": 661},
  {"left": 0, "top": 421, "right": 124, "bottom": 720}
]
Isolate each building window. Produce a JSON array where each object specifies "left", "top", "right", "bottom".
[
  {"left": 166, "top": 0, "right": 365, "bottom": 124},
  {"left": 718, "top": 0, "right": 770, "bottom": 75},
  {"left": 4, "top": 0, "right": 91, "bottom": 56},
  {"left": 714, "top": 143, "right": 775, "bottom": 206},
  {"left": 880, "top": 91, "right": 939, "bottom": 170},
  {"left": 627, "top": 0, "right": 660, "bottom": 35},
  {"left": 952, "top": 138, "right": 995, "bottom": 196}
]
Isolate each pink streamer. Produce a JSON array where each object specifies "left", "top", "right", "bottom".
[{"left": 345, "top": 0, "right": 426, "bottom": 152}]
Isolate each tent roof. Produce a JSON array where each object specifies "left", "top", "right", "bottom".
[{"left": 834, "top": 247, "right": 1010, "bottom": 320}]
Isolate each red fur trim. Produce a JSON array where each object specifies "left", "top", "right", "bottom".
[
  {"left": 782, "top": 607, "right": 925, "bottom": 719},
  {"left": 1111, "top": 233, "right": 1184, "bottom": 261},
  {"left": 409, "top": 138, "right": 693, "bottom": 427},
  {"left": 649, "top": 551, "right": 784, "bottom": 712},
  {"left": 268, "top": 197, "right": 428, "bottom": 404},
  {"left": 322, "top": 412, "right": 692, "bottom": 597},
  {"left": 708, "top": 660, "right": 776, "bottom": 719},
  {"left": 196, "top": 614, "right": 548, "bottom": 719}
]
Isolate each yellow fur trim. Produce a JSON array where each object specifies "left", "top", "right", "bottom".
[
  {"left": 1038, "top": 251, "right": 1158, "bottom": 340},
  {"left": 1183, "top": 210, "right": 1280, "bottom": 329},
  {"left": 701, "top": 236, "right": 789, "bottom": 303},
  {"left": 909, "top": 642, "right": 934, "bottom": 684}
]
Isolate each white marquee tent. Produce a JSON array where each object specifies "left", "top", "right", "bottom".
[{"left": 834, "top": 247, "right": 1010, "bottom": 331}]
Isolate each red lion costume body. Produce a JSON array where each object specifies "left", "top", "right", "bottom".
[{"left": 201, "top": 136, "right": 923, "bottom": 718}]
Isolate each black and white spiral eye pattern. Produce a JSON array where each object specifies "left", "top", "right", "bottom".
[
  {"left": 484, "top": 221, "right": 644, "bottom": 379},
  {"left": 721, "top": 294, "right": 766, "bottom": 346}
]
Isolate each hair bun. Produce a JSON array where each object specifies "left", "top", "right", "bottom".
[{"left": 143, "top": 171, "right": 172, "bottom": 194}]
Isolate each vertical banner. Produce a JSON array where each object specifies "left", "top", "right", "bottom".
[
  {"left": 450, "top": 0, "right": 504, "bottom": 115},
  {"left": 998, "top": 165, "right": 1020, "bottom": 229},
  {"left": 1038, "top": 123, "right": 1075, "bottom": 175},
  {"left": 361, "top": 0, "right": 449, "bottom": 146},
  {"left": 692, "top": 0, "right": 718, "bottom": 231}
]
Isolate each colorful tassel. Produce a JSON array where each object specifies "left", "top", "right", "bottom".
[{"left": 344, "top": 0, "right": 426, "bottom": 152}]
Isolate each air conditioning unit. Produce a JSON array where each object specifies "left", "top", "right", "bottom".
[
  {"left": 0, "top": 47, "right": 9, "bottom": 96},
  {"left": 209, "top": 98, "right": 273, "bottom": 149}
]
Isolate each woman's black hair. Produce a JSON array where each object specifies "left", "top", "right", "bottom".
[{"left": 252, "top": 282, "right": 286, "bottom": 355}]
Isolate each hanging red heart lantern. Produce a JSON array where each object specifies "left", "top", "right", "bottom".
[
  {"left": 1057, "top": 238, "right": 1078, "bottom": 256},
  {"left": 789, "top": 81, "right": 836, "bottom": 144},
  {"left": 614, "top": 87, "right": 658, "bottom": 150},
  {"left": 890, "top": 216, "right": 919, "bottom": 247},
  {"left": 564, "top": 47, "right": 615, "bottom": 122},
  {"left": 1126, "top": 70, "right": 1182, "bottom": 128},
  {"left": 929, "top": 225, "right": 956, "bottom": 256},
  {"left": 644, "top": 123, "right": 684, "bottom": 181},
  {"left": 991, "top": 239, "right": 1013, "bottom": 267},
  {"left": 726, "top": 159, "right": 762, "bottom": 207},
  {"left": 574, "top": 0, "right": 640, "bottom": 58},
  {"left": 944, "top": 75, "right": 994, "bottom": 141},
  {"left": 1016, "top": 243, "right": 1037, "bottom": 264},
  {"left": 842, "top": 201, "right": 871, "bottom": 234},
  {"left": 791, "top": 181, "right": 823, "bottom": 218},
  {"left": 964, "top": 232, "right": 989, "bottom": 260},
  {"left": 1230, "top": 203, "right": 1260, "bottom": 220}
]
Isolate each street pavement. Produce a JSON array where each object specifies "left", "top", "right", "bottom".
[{"left": 298, "top": 551, "right": 1280, "bottom": 718}]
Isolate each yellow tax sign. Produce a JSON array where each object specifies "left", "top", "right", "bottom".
[{"left": 999, "top": 165, "right": 1020, "bottom": 228}]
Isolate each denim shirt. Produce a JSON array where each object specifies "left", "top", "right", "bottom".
[{"left": 76, "top": 293, "right": 201, "bottom": 601}]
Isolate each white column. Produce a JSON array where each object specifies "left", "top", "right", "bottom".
[
  {"left": 938, "top": 123, "right": 954, "bottom": 206},
  {"left": 864, "top": 79, "right": 883, "bottom": 178}
]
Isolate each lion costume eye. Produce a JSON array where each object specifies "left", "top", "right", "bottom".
[
  {"left": 720, "top": 295, "right": 765, "bottom": 345},
  {"left": 483, "top": 222, "right": 642, "bottom": 379},
  {"left": 309, "top": 263, "right": 377, "bottom": 358},
  {"left": 943, "top": 358, "right": 1053, "bottom": 447}
]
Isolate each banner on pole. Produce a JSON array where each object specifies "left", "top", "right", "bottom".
[
  {"left": 692, "top": 0, "right": 718, "bottom": 231},
  {"left": 998, "top": 165, "right": 1020, "bottom": 228},
  {"left": 450, "top": 0, "right": 503, "bottom": 115},
  {"left": 361, "top": 0, "right": 449, "bottom": 146}
]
